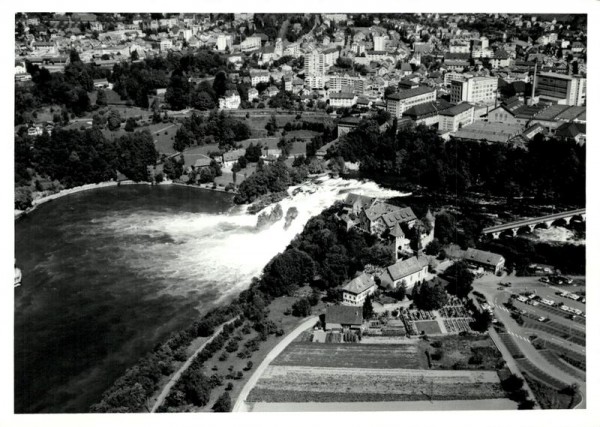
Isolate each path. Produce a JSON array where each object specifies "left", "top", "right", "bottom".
[
  {"left": 150, "top": 316, "right": 238, "bottom": 413},
  {"left": 232, "top": 316, "right": 318, "bottom": 412}
]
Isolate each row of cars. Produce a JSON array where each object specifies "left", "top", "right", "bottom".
[
  {"left": 539, "top": 275, "right": 574, "bottom": 285},
  {"left": 515, "top": 292, "right": 585, "bottom": 318}
]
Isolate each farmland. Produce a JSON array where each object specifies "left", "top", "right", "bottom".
[
  {"left": 271, "top": 342, "right": 428, "bottom": 369},
  {"left": 425, "top": 335, "right": 505, "bottom": 371},
  {"left": 247, "top": 366, "right": 505, "bottom": 403}
]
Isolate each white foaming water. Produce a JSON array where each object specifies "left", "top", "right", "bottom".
[
  {"left": 98, "top": 177, "right": 407, "bottom": 304},
  {"left": 531, "top": 226, "right": 585, "bottom": 245}
]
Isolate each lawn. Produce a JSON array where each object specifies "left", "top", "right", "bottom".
[
  {"left": 424, "top": 335, "right": 505, "bottom": 371},
  {"left": 248, "top": 366, "right": 505, "bottom": 403},
  {"left": 271, "top": 342, "right": 428, "bottom": 370},
  {"left": 414, "top": 320, "right": 442, "bottom": 335}
]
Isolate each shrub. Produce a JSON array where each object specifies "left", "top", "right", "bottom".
[
  {"left": 225, "top": 340, "right": 239, "bottom": 353},
  {"left": 212, "top": 391, "right": 232, "bottom": 412},
  {"left": 218, "top": 353, "right": 228, "bottom": 362},
  {"left": 225, "top": 382, "right": 233, "bottom": 391}
]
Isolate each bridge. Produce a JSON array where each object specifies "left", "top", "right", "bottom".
[{"left": 482, "top": 208, "right": 586, "bottom": 239}]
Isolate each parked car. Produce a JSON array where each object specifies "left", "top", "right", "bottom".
[{"left": 539, "top": 277, "right": 549, "bottom": 283}]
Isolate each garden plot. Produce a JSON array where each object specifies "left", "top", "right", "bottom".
[
  {"left": 271, "top": 342, "right": 428, "bottom": 369},
  {"left": 248, "top": 366, "right": 505, "bottom": 403}
]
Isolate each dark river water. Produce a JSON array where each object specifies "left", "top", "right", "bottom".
[
  {"left": 14, "top": 178, "right": 403, "bottom": 413},
  {"left": 14, "top": 185, "right": 236, "bottom": 413}
]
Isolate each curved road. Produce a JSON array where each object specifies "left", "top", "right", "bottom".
[
  {"left": 150, "top": 317, "right": 238, "bottom": 413},
  {"left": 474, "top": 275, "right": 586, "bottom": 408},
  {"left": 232, "top": 316, "right": 318, "bottom": 412}
]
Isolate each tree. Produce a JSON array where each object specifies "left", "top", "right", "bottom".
[
  {"left": 424, "top": 239, "right": 442, "bottom": 256},
  {"left": 363, "top": 295, "right": 374, "bottom": 320},
  {"left": 435, "top": 212, "right": 457, "bottom": 245},
  {"left": 124, "top": 117, "right": 137, "bottom": 132},
  {"left": 444, "top": 261, "right": 474, "bottom": 299},
  {"left": 131, "top": 50, "right": 139, "bottom": 61},
  {"left": 265, "top": 114, "right": 278, "bottom": 136},
  {"left": 107, "top": 109, "right": 122, "bottom": 131},
  {"left": 212, "top": 391, "right": 232, "bottom": 412},
  {"left": 212, "top": 70, "right": 228, "bottom": 99},
  {"left": 413, "top": 279, "right": 448, "bottom": 311},
  {"left": 165, "top": 70, "right": 191, "bottom": 110},
  {"left": 96, "top": 89, "right": 107, "bottom": 106},
  {"left": 291, "top": 298, "right": 312, "bottom": 317}
]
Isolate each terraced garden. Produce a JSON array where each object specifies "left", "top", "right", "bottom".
[
  {"left": 248, "top": 366, "right": 505, "bottom": 403},
  {"left": 271, "top": 342, "right": 428, "bottom": 369}
]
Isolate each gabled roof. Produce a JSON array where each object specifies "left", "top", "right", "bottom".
[
  {"left": 389, "top": 222, "right": 405, "bottom": 238},
  {"left": 344, "top": 193, "right": 376, "bottom": 209},
  {"left": 386, "top": 256, "right": 429, "bottom": 281},
  {"left": 381, "top": 207, "right": 417, "bottom": 227},
  {"left": 326, "top": 305, "right": 363, "bottom": 325},
  {"left": 439, "top": 102, "right": 473, "bottom": 117},
  {"left": 556, "top": 122, "right": 586, "bottom": 138},
  {"left": 342, "top": 273, "right": 376, "bottom": 295},
  {"left": 464, "top": 248, "right": 504, "bottom": 266}
]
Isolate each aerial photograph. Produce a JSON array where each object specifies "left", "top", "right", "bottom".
[{"left": 11, "top": 9, "right": 590, "bottom": 421}]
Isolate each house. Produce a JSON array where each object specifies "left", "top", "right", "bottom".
[
  {"left": 247, "top": 87, "right": 259, "bottom": 102},
  {"left": 463, "top": 248, "right": 505, "bottom": 275},
  {"left": 222, "top": 148, "right": 246, "bottom": 168},
  {"left": 555, "top": 122, "right": 586, "bottom": 145},
  {"left": 192, "top": 158, "right": 213, "bottom": 170},
  {"left": 380, "top": 256, "right": 429, "bottom": 290},
  {"left": 342, "top": 273, "right": 377, "bottom": 307},
  {"left": 402, "top": 99, "right": 453, "bottom": 127},
  {"left": 329, "top": 92, "right": 357, "bottom": 108},
  {"left": 218, "top": 90, "right": 241, "bottom": 110},
  {"left": 93, "top": 78, "right": 113, "bottom": 90},
  {"left": 249, "top": 69, "right": 270, "bottom": 86},
  {"left": 325, "top": 305, "right": 363, "bottom": 331}
]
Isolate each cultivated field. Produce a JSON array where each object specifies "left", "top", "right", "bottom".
[
  {"left": 271, "top": 342, "right": 428, "bottom": 369},
  {"left": 247, "top": 366, "right": 505, "bottom": 403}
]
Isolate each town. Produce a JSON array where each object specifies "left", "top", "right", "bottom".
[{"left": 14, "top": 12, "right": 586, "bottom": 415}]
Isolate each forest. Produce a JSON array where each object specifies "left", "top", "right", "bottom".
[
  {"left": 328, "top": 120, "right": 585, "bottom": 205},
  {"left": 14, "top": 128, "right": 158, "bottom": 209}
]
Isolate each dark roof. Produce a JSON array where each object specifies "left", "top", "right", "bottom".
[
  {"left": 556, "top": 122, "right": 586, "bottom": 138},
  {"left": 326, "top": 305, "right": 363, "bottom": 325},
  {"left": 338, "top": 116, "right": 362, "bottom": 126},
  {"left": 387, "top": 85, "right": 435, "bottom": 101},
  {"left": 403, "top": 99, "right": 452, "bottom": 119},
  {"left": 330, "top": 92, "right": 355, "bottom": 99},
  {"left": 342, "top": 273, "right": 376, "bottom": 295},
  {"left": 439, "top": 102, "right": 473, "bottom": 117},
  {"left": 444, "top": 52, "right": 470, "bottom": 60},
  {"left": 386, "top": 256, "right": 429, "bottom": 281},
  {"left": 464, "top": 248, "right": 504, "bottom": 266},
  {"left": 344, "top": 193, "right": 375, "bottom": 208}
]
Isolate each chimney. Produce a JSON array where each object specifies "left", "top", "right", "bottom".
[{"left": 529, "top": 61, "right": 537, "bottom": 106}]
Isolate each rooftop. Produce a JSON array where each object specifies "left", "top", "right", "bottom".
[
  {"left": 387, "top": 85, "right": 435, "bottom": 101},
  {"left": 464, "top": 248, "right": 504, "bottom": 266},
  {"left": 342, "top": 273, "right": 376, "bottom": 295},
  {"left": 386, "top": 256, "right": 429, "bottom": 282},
  {"left": 326, "top": 305, "right": 363, "bottom": 326},
  {"left": 439, "top": 102, "right": 473, "bottom": 117}
]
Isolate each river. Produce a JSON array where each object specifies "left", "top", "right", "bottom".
[{"left": 14, "top": 179, "right": 403, "bottom": 413}]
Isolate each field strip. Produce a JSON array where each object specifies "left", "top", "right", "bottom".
[{"left": 261, "top": 365, "right": 501, "bottom": 383}]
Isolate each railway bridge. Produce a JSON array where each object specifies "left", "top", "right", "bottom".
[{"left": 482, "top": 208, "right": 586, "bottom": 239}]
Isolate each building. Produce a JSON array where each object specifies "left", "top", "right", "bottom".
[
  {"left": 329, "top": 92, "right": 357, "bottom": 108},
  {"left": 216, "top": 34, "right": 233, "bottom": 51},
  {"left": 452, "top": 121, "right": 524, "bottom": 143},
  {"left": 325, "top": 305, "right": 363, "bottom": 331},
  {"left": 241, "top": 36, "right": 262, "bottom": 52},
  {"left": 402, "top": 99, "right": 453, "bottom": 127},
  {"left": 450, "top": 76, "right": 498, "bottom": 105},
  {"left": 373, "top": 35, "right": 387, "bottom": 51},
  {"left": 249, "top": 69, "right": 270, "bottom": 86},
  {"left": 438, "top": 102, "right": 475, "bottom": 132},
  {"left": 322, "top": 47, "right": 340, "bottom": 67},
  {"left": 305, "top": 50, "right": 326, "bottom": 75},
  {"left": 555, "top": 122, "right": 586, "bottom": 145},
  {"left": 218, "top": 90, "right": 241, "bottom": 110},
  {"left": 247, "top": 87, "right": 259, "bottom": 102},
  {"left": 337, "top": 116, "right": 362, "bottom": 136},
  {"left": 463, "top": 248, "right": 505, "bottom": 275},
  {"left": 159, "top": 38, "right": 173, "bottom": 52},
  {"left": 535, "top": 72, "right": 586, "bottom": 106},
  {"left": 380, "top": 256, "right": 429, "bottom": 290},
  {"left": 342, "top": 273, "right": 377, "bottom": 307},
  {"left": 386, "top": 86, "right": 437, "bottom": 118},
  {"left": 327, "top": 74, "right": 365, "bottom": 94}
]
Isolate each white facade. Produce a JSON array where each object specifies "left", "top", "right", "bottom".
[
  {"left": 249, "top": 69, "right": 270, "bottom": 87},
  {"left": 241, "top": 36, "right": 261, "bottom": 52},
  {"left": 386, "top": 88, "right": 437, "bottom": 118},
  {"left": 342, "top": 286, "right": 376, "bottom": 306},
  {"left": 219, "top": 93, "right": 241, "bottom": 109},
  {"left": 450, "top": 76, "right": 498, "bottom": 105}
]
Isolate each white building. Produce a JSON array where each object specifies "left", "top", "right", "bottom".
[
  {"left": 241, "top": 36, "right": 261, "bottom": 52},
  {"left": 450, "top": 76, "right": 498, "bottom": 105},
  {"left": 217, "top": 34, "right": 233, "bottom": 51},
  {"left": 248, "top": 87, "right": 259, "bottom": 102},
  {"left": 535, "top": 72, "right": 586, "bottom": 106},
  {"left": 160, "top": 38, "right": 173, "bottom": 52},
  {"left": 249, "top": 69, "right": 270, "bottom": 87},
  {"left": 386, "top": 86, "right": 437, "bottom": 118},
  {"left": 342, "top": 273, "right": 377, "bottom": 307},
  {"left": 329, "top": 92, "right": 357, "bottom": 108},
  {"left": 438, "top": 102, "right": 475, "bottom": 132},
  {"left": 218, "top": 90, "right": 241, "bottom": 109},
  {"left": 380, "top": 256, "right": 429, "bottom": 290},
  {"left": 373, "top": 35, "right": 387, "bottom": 52}
]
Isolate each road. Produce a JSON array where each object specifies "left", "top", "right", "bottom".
[
  {"left": 150, "top": 316, "right": 239, "bottom": 413},
  {"left": 473, "top": 274, "right": 586, "bottom": 408},
  {"left": 232, "top": 316, "right": 318, "bottom": 412}
]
